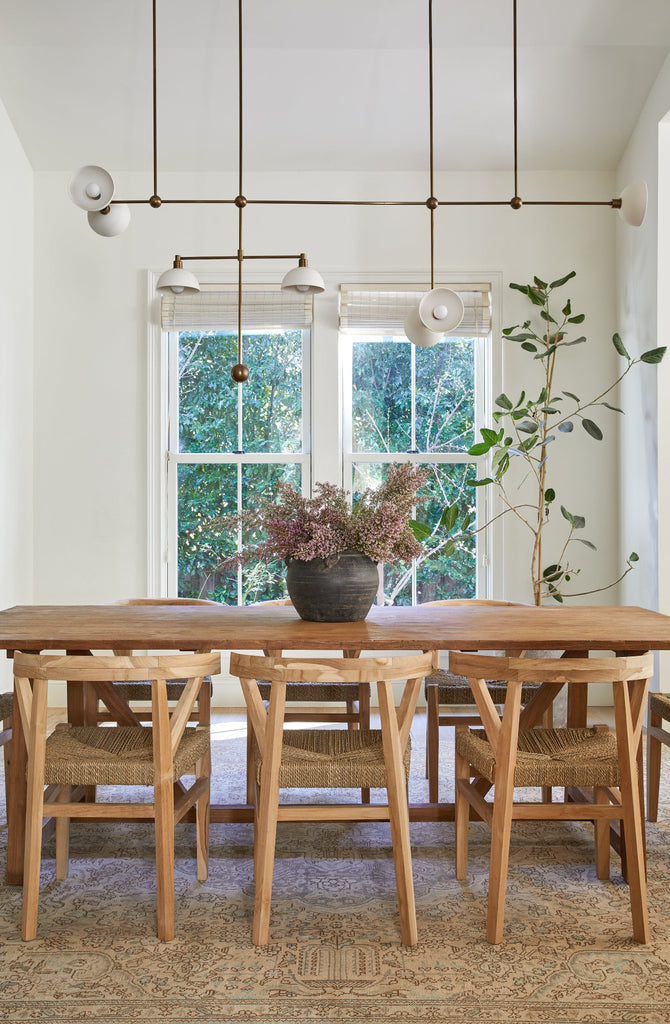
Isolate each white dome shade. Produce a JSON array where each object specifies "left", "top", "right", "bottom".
[
  {"left": 404, "top": 306, "right": 443, "bottom": 347},
  {"left": 618, "top": 181, "right": 647, "bottom": 228},
  {"left": 281, "top": 264, "right": 325, "bottom": 294},
  {"left": 87, "top": 204, "right": 131, "bottom": 237},
  {"left": 68, "top": 165, "right": 115, "bottom": 211},
  {"left": 156, "top": 265, "right": 201, "bottom": 294},
  {"left": 417, "top": 288, "right": 465, "bottom": 333}
]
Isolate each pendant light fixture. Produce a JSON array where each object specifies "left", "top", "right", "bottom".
[{"left": 69, "top": 0, "right": 649, "bottom": 374}]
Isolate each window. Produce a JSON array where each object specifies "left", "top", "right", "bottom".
[
  {"left": 161, "top": 288, "right": 311, "bottom": 604},
  {"left": 340, "top": 285, "right": 492, "bottom": 605}
]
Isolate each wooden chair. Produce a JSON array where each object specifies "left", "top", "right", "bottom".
[
  {"left": 245, "top": 599, "right": 371, "bottom": 804},
  {"left": 94, "top": 597, "right": 219, "bottom": 728},
  {"left": 452, "top": 650, "right": 653, "bottom": 944},
  {"left": 13, "top": 650, "right": 220, "bottom": 942},
  {"left": 0, "top": 691, "right": 13, "bottom": 806},
  {"left": 423, "top": 599, "right": 554, "bottom": 803},
  {"left": 646, "top": 690, "right": 670, "bottom": 821},
  {"left": 230, "top": 650, "right": 438, "bottom": 947}
]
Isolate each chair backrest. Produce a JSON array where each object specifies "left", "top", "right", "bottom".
[
  {"left": 230, "top": 651, "right": 437, "bottom": 685},
  {"left": 13, "top": 652, "right": 221, "bottom": 683},
  {"left": 449, "top": 651, "right": 654, "bottom": 686}
]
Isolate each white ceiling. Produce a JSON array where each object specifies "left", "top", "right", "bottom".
[{"left": 1, "top": 0, "right": 670, "bottom": 179}]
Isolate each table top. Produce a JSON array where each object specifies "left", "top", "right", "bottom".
[{"left": 1, "top": 602, "right": 670, "bottom": 653}]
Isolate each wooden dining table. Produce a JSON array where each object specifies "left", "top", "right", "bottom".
[{"left": 2, "top": 600, "right": 670, "bottom": 886}]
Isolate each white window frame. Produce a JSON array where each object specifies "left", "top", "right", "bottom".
[{"left": 148, "top": 268, "right": 503, "bottom": 601}]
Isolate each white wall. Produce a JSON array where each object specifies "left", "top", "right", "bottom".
[{"left": 0, "top": 98, "right": 33, "bottom": 692}]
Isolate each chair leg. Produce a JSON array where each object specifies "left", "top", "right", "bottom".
[
  {"left": 246, "top": 714, "right": 255, "bottom": 805},
  {"left": 253, "top": 770, "right": 281, "bottom": 945},
  {"left": 646, "top": 708, "right": 662, "bottom": 822},
  {"left": 378, "top": 679, "right": 417, "bottom": 947},
  {"left": 21, "top": 679, "right": 48, "bottom": 942},
  {"left": 593, "top": 786, "right": 611, "bottom": 881},
  {"left": 613, "top": 680, "right": 649, "bottom": 944},
  {"left": 55, "top": 785, "right": 71, "bottom": 881},
  {"left": 195, "top": 751, "right": 210, "bottom": 882},
  {"left": 455, "top": 733, "right": 470, "bottom": 880},
  {"left": 486, "top": 746, "right": 517, "bottom": 944},
  {"left": 359, "top": 683, "right": 371, "bottom": 804},
  {"left": 540, "top": 704, "right": 553, "bottom": 803},
  {"left": 154, "top": 772, "right": 176, "bottom": 942},
  {"left": 426, "top": 685, "right": 440, "bottom": 803}
]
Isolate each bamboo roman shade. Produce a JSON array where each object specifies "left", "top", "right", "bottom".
[
  {"left": 338, "top": 284, "right": 492, "bottom": 337},
  {"left": 161, "top": 288, "right": 313, "bottom": 331}
]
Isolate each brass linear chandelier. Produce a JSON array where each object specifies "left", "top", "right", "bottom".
[{"left": 68, "top": 0, "right": 647, "bottom": 382}]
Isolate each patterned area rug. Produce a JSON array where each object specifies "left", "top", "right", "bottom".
[{"left": 1, "top": 713, "right": 670, "bottom": 1024}]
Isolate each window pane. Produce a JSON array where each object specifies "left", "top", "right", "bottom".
[
  {"left": 177, "top": 463, "right": 238, "bottom": 602},
  {"left": 352, "top": 339, "right": 411, "bottom": 452},
  {"left": 240, "top": 463, "right": 302, "bottom": 604},
  {"left": 415, "top": 339, "right": 475, "bottom": 453},
  {"left": 178, "top": 332, "right": 238, "bottom": 453},
  {"left": 351, "top": 461, "right": 476, "bottom": 605},
  {"left": 242, "top": 331, "right": 304, "bottom": 453}
]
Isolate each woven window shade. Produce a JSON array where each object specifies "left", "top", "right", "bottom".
[
  {"left": 339, "top": 284, "right": 492, "bottom": 337},
  {"left": 161, "top": 289, "right": 313, "bottom": 331}
]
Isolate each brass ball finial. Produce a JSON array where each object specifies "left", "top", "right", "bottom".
[
  {"left": 510, "top": 196, "right": 523, "bottom": 210},
  {"left": 426, "top": 196, "right": 439, "bottom": 210},
  {"left": 149, "top": 195, "right": 162, "bottom": 208},
  {"left": 231, "top": 363, "right": 250, "bottom": 383},
  {"left": 234, "top": 195, "right": 247, "bottom": 208}
]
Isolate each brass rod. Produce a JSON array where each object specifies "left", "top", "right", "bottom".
[
  {"left": 152, "top": 0, "right": 158, "bottom": 198},
  {"left": 177, "top": 253, "right": 309, "bottom": 262},
  {"left": 428, "top": 0, "right": 435, "bottom": 288},
  {"left": 512, "top": 0, "right": 518, "bottom": 199},
  {"left": 238, "top": 0, "right": 243, "bottom": 199},
  {"left": 114, "top": 196, "right": 615, "bottom": 209}
]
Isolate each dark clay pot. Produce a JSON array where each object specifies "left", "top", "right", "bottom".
[{"left": 285, "top": 550, "right": 379, "bottom": 622}]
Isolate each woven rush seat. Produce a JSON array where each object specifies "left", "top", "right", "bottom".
[
  {"left": 649, "top": 691, "right": 670, "bottom": 719},
  {"left": 254, "top": 728, "right": 411, "bottom": 790},
  {"left": 0, "top": 692, "right": 13, "bottom": 720},
  {"left": 43, "top": 725, "right": 210, "bottom": 787},
  {"left": 112, "top": 677, "right": 213, "bottom": 703},
  {"left": 256, "top": 679, "right": 362, "bottom": 703},
  {"left": 424, "top": 669, "right": 540, "bottom": 706},
  {"left": 456, "top": 725, "right": 620, "bottom": 789}
]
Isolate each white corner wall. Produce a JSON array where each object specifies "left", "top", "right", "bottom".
[
  {"left": 0, "top": 97, "right": 33, "bottom": 691},
  {"left": 616, "top": 52, "right": 670, "bottom": 632}
]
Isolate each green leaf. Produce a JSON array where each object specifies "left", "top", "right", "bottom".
[
  {"left": 640, "top": 346, "right": 667, "bottom": 364},
  {"left": 572, "top": 515, "right": 586, "bottom": 530},
  {"left": 443, "top": 539, "right": 455, "bottom": 558},
  {"left": 540, "top": 310, "right": 556, "bottom": 323},
  {"left": 629, "top": 551, "right": 639, "bottom": 562},
  {"left": 466, "top": 477, "right": 495, "bottom": 487},
  {"left": 461, "top": 512, "right": 473, "bottom": 532},
  {"left": 468, "top": 441, "right": 492, "bottom": 456},
  {"left": 521, "top": 342, "right": 538, "bottom": 352},
  {"left": 562, "top": 336, "right": 587, "bottom": 346},
  {"left": 533, "top": 275, "right": 548, "bottom": 289},
  {"left": 527, "top": 287, "right": 546, "bottom": 307},
  {"left": 602, "top": 402, "right": 624, "bottom": 414},
  {"left": 439, "top": 503, "right": 459, "bottom": 531},
  {"left": 561, "top": 505, "right": 575, "bottom": 525},
  {"left": 563, "top": 390, "right": 580, "bottom": 403},
  {"left": 509, "top": 282, "right": 529, "bottom": 295},
  {"left": 517, "top": 420, "right": 538, "bottom": 433},
  {"left": 567, "top": 313, "right": 585, "bottom": 323},
  {"left": 551, "top": 593, "right": 564, "bottom": 603},
  {"left": 544, "top": 488, "right": 555, "bottom": 503},
  {"left": 549, "top": 271, "right": 576, "bottom": 289},
  {"left": 582, "top": 418, "right": 603, "bottom": 440},
  {"left": 575, "top": 538, "right": 597, "bottom": 550},
  {"left": 408, "top": 519, "right": 432, "bottom": 541},
  {"left": 481, "top": 427, "right": 502, "bottom": 444},
  {"left": 514, "top": 391, "right": 526, "bottom": 408},
  {"left": 562, "top": 299, "right": 572, "bottom": 317},
  {"left": 558, "top": 421, "right": 574, "bottom": 432},
  {"left": 495, "top": 393, "right": 513, "bottom": 410},
  {"left": 542, "top": 565, "right": 563, "bottom": 582},
  {"left": 612, "top": 332, "right": 630, "bottom": 359}
]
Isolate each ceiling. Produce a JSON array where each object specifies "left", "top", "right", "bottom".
[{"left": 1, "top": 0, "right": 670, "bottom": 181}]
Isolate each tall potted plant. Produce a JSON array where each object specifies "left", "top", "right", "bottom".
[{"left": 436, "top": 271, "right": 665, "bottom": 605}]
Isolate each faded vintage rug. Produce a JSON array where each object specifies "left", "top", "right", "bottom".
[{"left": 1, "top": 713, "right": 670, "bottom": 1024}]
